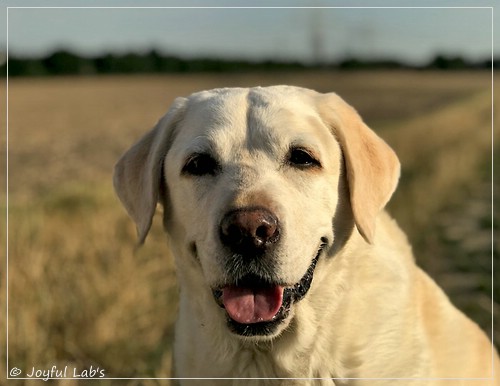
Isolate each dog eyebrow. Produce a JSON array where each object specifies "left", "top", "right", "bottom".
[
  {"left": 182, "top": 136, "right": 218, "bottom": 157},
  {"left": 288, "top": 134, "right": 322, "bottom": 155}
]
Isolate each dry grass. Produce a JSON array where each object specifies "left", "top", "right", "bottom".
[
  {"left": 388, "top": 89, "right": 494, "bottom": 237},
  {"left": 0, "top": 71, "right": 496, "bottom": 384}
]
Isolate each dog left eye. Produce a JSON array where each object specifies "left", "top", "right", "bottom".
[
  {"left": 182, "top": 153, "right": 220, "bottom": 176},
  {"left": 287, "top": 147, "right": 321, "bottom": 169}
]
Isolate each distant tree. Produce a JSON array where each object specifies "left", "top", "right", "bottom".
[
  {"left": 42, "top": 50, "right": 86, "bottom": 75},
  {"left": 428, "top": 55, "right": 468, "bottom": 70},
  {"left": 8, "top": 57, "right": 48, "bottom": 76},
  {"left": 0, "top": 50, "right": 494, "bottom": 77},
  {"left": 94, "top": 54, "right": 115, "bottom": 74},
  {"left": 338, "top": 58, "right": 406, "bottom": 70}
]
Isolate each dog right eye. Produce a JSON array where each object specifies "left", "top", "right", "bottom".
[{"left": 182, "top": 153, "right": 220, "bottom": 177}]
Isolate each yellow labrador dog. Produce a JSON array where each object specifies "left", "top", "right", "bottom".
[{"left": 114, "top": 86, "right": 499, "bottom": 385}]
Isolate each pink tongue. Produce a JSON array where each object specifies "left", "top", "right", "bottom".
[{"left": 222, "top": 285, "right": 284, "bottom": 324}]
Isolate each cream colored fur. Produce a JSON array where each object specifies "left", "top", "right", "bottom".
[{"left": 114, "top": 86, "right": 500, "bottom": 385}]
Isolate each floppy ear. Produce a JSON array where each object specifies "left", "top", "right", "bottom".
[
  {"left": 113, "top": 97, "right": 187, "bottom": 243},
  {"left": 317, "top": 93, "right": 400, "bottom": 243}
]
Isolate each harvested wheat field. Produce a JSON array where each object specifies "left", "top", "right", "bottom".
[{"left": 1, "top": 70, "right": 497, "bottom": 384}]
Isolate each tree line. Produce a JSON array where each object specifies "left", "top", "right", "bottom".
[{"left": 2, "top": 50, "right": 496, "bottom": 77}]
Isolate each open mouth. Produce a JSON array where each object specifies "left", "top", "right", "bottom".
[{"left": 212, "top": 241, "right": 326, "bottom": 337}]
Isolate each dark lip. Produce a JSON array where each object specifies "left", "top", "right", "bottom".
[{"left": 212, "top": 240, "right": 326, "bottom": 337}]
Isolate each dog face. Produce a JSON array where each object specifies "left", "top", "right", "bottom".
[
  {"left": 165, "top": 87, "right": 343, "bottom": 337},
  {"left": 114, "top": 86, "right": 400, "bottom": 339}
]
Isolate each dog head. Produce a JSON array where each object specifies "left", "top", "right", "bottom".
[{"left": 113, "top": 86, "right": 400, "bottom": 339}]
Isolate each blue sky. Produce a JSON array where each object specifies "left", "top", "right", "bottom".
[{"left": 2, "top": 0, "right": 497, "bottom": 65}]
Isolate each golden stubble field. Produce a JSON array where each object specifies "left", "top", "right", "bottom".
[{"left": 0, "top": 70, "right": 497, "bottom": 384}]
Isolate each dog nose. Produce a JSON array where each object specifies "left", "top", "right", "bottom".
[{"left": 220, "top": 208, "right": 280, "bottom": 254}]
